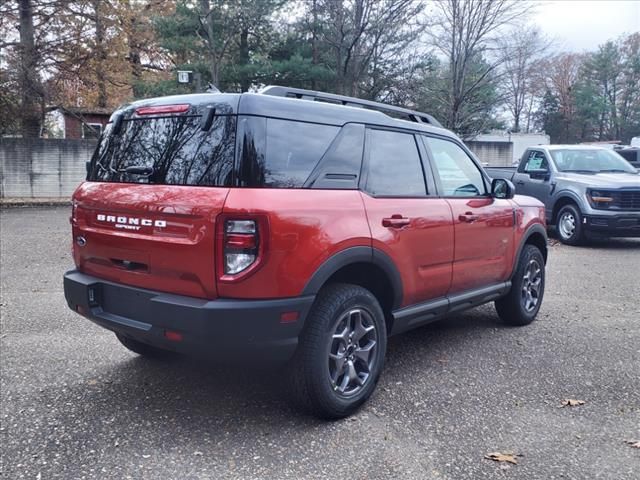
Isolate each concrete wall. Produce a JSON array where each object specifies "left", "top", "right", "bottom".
[
  {"left": 467, "top": 132, "right": 550, "bottom": 166},
  {"left": 0, "top": 139, "right": 96, "bottom": 198},
  {"left": 466, "top": 141, "right": 513, "bottom": 167}
]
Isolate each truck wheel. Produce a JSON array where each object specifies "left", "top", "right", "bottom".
[
  {"left": 495, "top": 244, "right": 545, "bottom": 326},
  {"left": 115, "top": 333, "right": 176, "bottom": 359},
  {"left": 287, "top": 283, "right": 387, "bottom": 419},
  {"left": 556, "top": 204, "right": 585, "bottom": 245}
]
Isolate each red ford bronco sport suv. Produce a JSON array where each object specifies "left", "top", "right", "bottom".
[{"left": 64, "top": 86, "right": 548, "bottom": 418}]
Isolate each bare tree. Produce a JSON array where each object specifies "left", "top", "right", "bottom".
[
  {"left": 542, "top": 52, "right": 583, "bottom": 141},
  {"left": 427, "top": 0, "right": 532, "bottom": 133},
  {"left": 314, "top": 0, "right": 424, "bottom": 97},
  {"left": 18, "top": 0, "right": 43, "bottom": 136},
  {"left": 499, "top": 26, "right": 552, "bottom": 132}
]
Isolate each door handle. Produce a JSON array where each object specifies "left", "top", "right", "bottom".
[
  {"left": 458, "top": 212, "right": 479, "bottom": 223},
  {"left": 516, "top": 180, "right": 525, "bottom": 185},
  {"left": 382, "top": 214, "right": 410, "bottom": 228}
]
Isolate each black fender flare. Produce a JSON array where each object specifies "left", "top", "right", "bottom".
[
  {"left": 301, "top": 246, "right": 403, "bottom": 309},
  {"left": 551, "top": 191, "right": 584, "bottom": 222},
  {"left": 510, "top": 223, "right": 548, "bottom": 279}
]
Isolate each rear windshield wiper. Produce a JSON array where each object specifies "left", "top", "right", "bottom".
[{"left": 118, "top": 166, "right": 154, "bottom": 176}]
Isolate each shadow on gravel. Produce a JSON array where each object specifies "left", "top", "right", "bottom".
[
  {"left": 41, "top": 308, "right": 508, "bottom": 429},
  {"left": 548, "top": 228, "right": 640, "bottom": 249},
  {"left": 580, "top": 238, "right": 640, "bottom": 249}
]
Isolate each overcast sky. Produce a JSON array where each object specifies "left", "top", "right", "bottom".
[{"left": 533, "top": 0, "right": 640, "bottom": 52}]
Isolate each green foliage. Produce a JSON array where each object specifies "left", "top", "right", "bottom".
[
  {"left": 535, "top": 90, "right": 565, "bottom": 142},
  {"left": 539, "top": 35, "right": 640, "bottom": 144},
  {"left": 5, "top": 0, "right": 640, "bottom": 143}
]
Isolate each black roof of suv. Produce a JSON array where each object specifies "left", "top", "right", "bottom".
[
  {"left": 111, "top": 86, "right": 450, "bottom": 137},
  {"left": 92, "top": 86, "right": 461, "bottom": 190}
]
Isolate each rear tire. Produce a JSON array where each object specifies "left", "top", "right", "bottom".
[
  {"left": 495, "top": 244, "right": 545, "bottom": 326},
  {"left": 115, "top": 333, "right": 176, "bottom": 359},
  {"left": 287, "top": 283, "right": 387, "bottom": 419},
  {"left": 556, "top": 204, "right": 585, "bottom": 245}
]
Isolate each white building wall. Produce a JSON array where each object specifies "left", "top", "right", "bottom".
[{"left": 466, "top": 132, "right": 550, "bottom": 166}]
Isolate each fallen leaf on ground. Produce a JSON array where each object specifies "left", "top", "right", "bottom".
[
  {"left": 87, "top": 379, "right": 98, "bottom": 386},
  {"left": 484, "top": 452, "right": 521, "bottom": 464},
  {"left": 561, "top": 399, "right": 585, "bottom": 407},
  {"left": 624, "top": 440, "right": 640, "bottom": 449}
]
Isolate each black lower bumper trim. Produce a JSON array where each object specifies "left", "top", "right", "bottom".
[
  {"left": 63, "top": 270, "right": 315, "bottom": 363},
  {"left": 585, "top": 215, "right": 640, "bottom": 237}
]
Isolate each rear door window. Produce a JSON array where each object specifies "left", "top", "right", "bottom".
[{"left": 88, "top": 104, "right": 236, "bottom": 186}]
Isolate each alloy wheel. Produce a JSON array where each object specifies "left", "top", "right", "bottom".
[
  {"left": 328, "top": 308, "right": 378, "bottom": 397},
  {"left": 521, "top": 258, "right": 543, "bottom": 313}
]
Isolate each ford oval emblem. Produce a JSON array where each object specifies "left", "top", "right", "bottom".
[{"left": 76, "top": 236, "right": 87, "bottom": 247}]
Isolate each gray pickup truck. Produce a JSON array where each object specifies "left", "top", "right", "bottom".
[{"left": 486, "top": 145, "right": 640, "bottom": 245}]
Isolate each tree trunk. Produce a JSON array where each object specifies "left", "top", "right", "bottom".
[
  {"left": 311, "top": 0, "right": 318, "bottom": 90},
  {"left": 345, "top": 0, "right": 364, "bottom": 97},
  {"left": 93, "top": 0, "right": 108, "bottom": 108},
  {"left": 513, "top": 115, "right": 520, "bottom": 133},
  {"left": 239, "top": 27, "right": 250, "bottom": 92},
  {"left": 525, "top": 94, "right": 535, "bottom": 133},
  {"left": 18, "top": 0, "right": 41, "bottom": 137},
  {"left": 199, "top": 0, "right": 218, "bottom": 86}
]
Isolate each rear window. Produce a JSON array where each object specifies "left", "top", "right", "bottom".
[
  {"left": 87, "top": 104, "right": 236, "bottom": 186},
  {"left": 617, "top": 149, "right": 640, "bottom": 166}
]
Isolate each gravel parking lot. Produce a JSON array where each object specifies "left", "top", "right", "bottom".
[{"left": 1, "top": 206, "right": 639, "bottom": 479}]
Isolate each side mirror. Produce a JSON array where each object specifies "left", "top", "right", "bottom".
[
  {"left": 492, "top": 178, "right": 515, "bottom": 199},
  {"left": 528, "top": 168, "right": 550, "bottom": 180}
]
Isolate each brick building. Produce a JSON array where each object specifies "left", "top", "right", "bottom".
[{"left": 46, "top": 107, "right": 112, "bottom": 139}]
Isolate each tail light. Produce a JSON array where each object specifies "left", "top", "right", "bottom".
[{"left": 217, "top": 216, "right": 268, "bottom": 281}]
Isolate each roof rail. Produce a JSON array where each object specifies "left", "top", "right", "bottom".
[{"left": 259, "top": 85, "right": 443, "bottom": 128}]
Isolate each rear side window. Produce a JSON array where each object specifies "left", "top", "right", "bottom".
[
  {"left": 264, "top": 119, "right": 339, "bottom": 188},
  {"left": 364, "top": 129, "right": 426, "bottom": 196},
  {"left": 88, "top": 104, "right": 235, "bottom": 186},
  {"left": 237, "top": 118, "right": 349, "bottom": 188}
]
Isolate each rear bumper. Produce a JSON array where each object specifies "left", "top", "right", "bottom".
[
  {"left": 584, "top": 213, "right": 640, "bottom": 237},
  {"left": 63, "top": 270, "right": 314, "bottom": 364}
]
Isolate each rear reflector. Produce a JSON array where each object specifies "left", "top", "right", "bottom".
[
  {"left": 225, "top": 233, "right": 257, "bottom": 249},
  {"left": 280, "top": 311, "right": 299, "bottom": 324},
  {"left": 164, "top": 330, "right": 183, "bottom": 342},
  {"left": 135, "top": 104, "right": 190, "bottom": 116}
]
